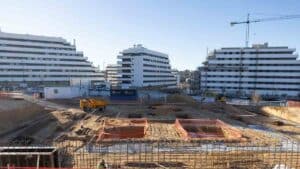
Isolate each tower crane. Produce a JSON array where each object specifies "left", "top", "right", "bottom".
[{"left": 231, "top": 14, "right": 300, "bottom": 47}]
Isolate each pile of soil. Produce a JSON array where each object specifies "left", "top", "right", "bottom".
[{"left": 167, "top": 94, "right": 198, "bottom": 105}]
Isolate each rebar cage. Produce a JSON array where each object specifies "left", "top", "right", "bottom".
[{"left": 2, "top": 139, "right": 298, "bottom": 169}]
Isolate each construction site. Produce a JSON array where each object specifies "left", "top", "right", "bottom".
[{"left": 0, "top": 91, "right": 300, "bottom": 169}]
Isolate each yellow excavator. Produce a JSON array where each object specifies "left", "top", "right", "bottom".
[
  {"left": 80, "top": 98, "right": 108, "bottom": 113},
  {"left": 216, "top": 94, "right": 226, "bottom": 103}
]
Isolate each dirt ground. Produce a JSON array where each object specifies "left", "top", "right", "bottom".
[
  {"left": 0, "top": 96, "right": 89, "bottom": 145},
  {"left": 261, "top": 106, "right": 300, "bottom": 124},
  {"left": 50, "top": 102, "right": 280, "bottom": 145},
  {"left": 0, "top": 98, "right": 48, "bottom": 133},
  {"left": 236, "top": 105, "right": 300, "bottom": 141},
  {"left": 2, "top": 94, "right": 300, "bottom": 145}
]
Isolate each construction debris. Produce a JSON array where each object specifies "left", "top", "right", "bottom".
[
  {"left": 272, "top": 120, "right": 285, "bottom": 126},
  {"left": 128, "top": 113, "right": 143, "bottom": 118},
  {"left": 9, "top": 135, "right": 34, "bottom": 145},
  {"left": 75, "top": 127, "right": 92, "bottom": 135}
]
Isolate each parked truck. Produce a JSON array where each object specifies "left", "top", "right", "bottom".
[{"left": 80, "top": 98, "right": 108, "bottom": 113}]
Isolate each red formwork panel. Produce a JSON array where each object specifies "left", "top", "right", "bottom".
[
  {"left": 97, "top": 118, "right": 148, "bottom": 141},
  {"left": 287, "top": 100, "right": 300, "bottom": 107},
  {"left": 0, "top": 91, "right": 10, "bottom": 98},
  {"left": 175, "top": 119, "right": 243, "bottom": 141},
  {"left": 0, "top": 168, "right": 88, "bottom": 169}
]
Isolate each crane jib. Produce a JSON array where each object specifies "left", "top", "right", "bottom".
[{"left": 230, "top": 14, "right": 300, "bottom": 47}]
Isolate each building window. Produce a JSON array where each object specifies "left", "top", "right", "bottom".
[{"left": 53, "top": 89, "right": 58, "bottom": 94}]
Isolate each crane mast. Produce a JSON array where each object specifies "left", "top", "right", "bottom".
[
  {"left": 230, "top": 13, "right": 300, "bottom": 97},
  {"left": 245, "top": 14, "right": 250, "bottom": 47}
]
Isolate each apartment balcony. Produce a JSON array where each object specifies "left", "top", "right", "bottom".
[
  {"left": 142, "top": 72, "right": 172, "bottom": 76},
  {"left": 0, "top": 59, "right": 92, "bottom": 66},
  {"left": 0, "top": 71, "right": 104, "bottom": 76},
  {"left": 143, "top": 77, "right": 176, "bottom": 81},
  {"left": 0, "top": 52, "right": 86, "bottom": 60},
  {"left": 117, "top": 61, "right": 132, "bottom": 65},
  {"left": 119, "top": 67, "right": 133, "bottom": 71},
  {"left": 0, "top": 65, "right": 98, "bottom": 71},
  {"left": 208, "top": 59, "right": 300, "bottom": 65},
  {"left": 118, "top": 77, "right": 132, "bottom": 81},
  {"left": 77, "top": 51, "right": 84, "bottom": 55},
  {"left": 107, "top": 74, "right": 122, "bottom": 78},
  {"left": 0, "top": 39, "right": 76, "bottom": 49},
  {"left": 0, "top": 46, "right": 78, "bottom": 55},
  {"left": 120, "top": 72, "right": 132, "bottom": 75},
  {"left": 117, "top": 55, "right": 132, "bottom": 59}
]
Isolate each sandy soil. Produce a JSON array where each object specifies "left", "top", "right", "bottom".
[
  {"left": 145, "top": 121, "right": 181, "bottom": 140},
  {"left": 0, "top": 99, "right": 47, "bottom": 132},
  {"left": 262, "top": 106, "right": 300, "bottom": 124},
  {"left": 3, "top": 94, "right": 300, "bottom": 145}
]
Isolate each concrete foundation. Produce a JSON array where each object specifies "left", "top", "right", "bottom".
[
  {"left": 97, "top": 118, "right": 148, "bottom": 141},
  {"left": 175, "top": 119, "right": 243, "bottom": 141}
]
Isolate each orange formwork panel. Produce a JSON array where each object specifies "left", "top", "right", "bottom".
[
  {"left": 287, "top": 100, "right": 300, "bottom": 107},
  {"left": 174, "top": 118, "right": 243, "bottom": 141},
  {"left": 97, "top": 118, "right": 148, "bottom": 141},
  {"left": 0, "top": 91, "right": 10, "bottom": 98},
  {"left": 0, "top": 168, "right": 89, "bottom": 169}
]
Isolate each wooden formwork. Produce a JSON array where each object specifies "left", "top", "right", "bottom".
[
  {"left": 174, "top": 118, "right": 243, "bottom": 141},
  {"left": 287, "top": 100, "right": 300, "bottom": 107},
  {"left": 97, "top": 118, "right": 148, "bottom": 141}
]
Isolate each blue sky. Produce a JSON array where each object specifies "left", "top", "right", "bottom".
[{"left": 0, "top": 0, "right": 299, "bottom": 70}]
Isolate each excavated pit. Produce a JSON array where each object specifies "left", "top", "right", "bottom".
[
  {"left": 175, "top": 119, "right": 244, "bottom": 141},
  {"left": 97, "top": 118, "right": 148, "bottom": 141}
]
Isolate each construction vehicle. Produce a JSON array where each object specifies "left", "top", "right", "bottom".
[
  {"left": 216, "top": 94, "right": 226, "bottom": 103},
  {"left": 80, "top": 98, "right": 108, "bottom": 113}
]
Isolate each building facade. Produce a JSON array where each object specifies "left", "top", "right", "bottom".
[
  {"left": 189, "top": 69, "right": 201, "bottom": 94},
  {"left": 171, "top": 69, "right": 180, "bottom": 87},
  {"left": 179, "top": 70, "right": 192, "bottom": 83},
  {"left": 200, "top": 43, "right": 300, "bottom": 97},
  {"left": 117, "top": 44, "right": 178, "bottom": 88},
  {"left": 105, "top": 64, "right": 121, "bottom": 87},
  {"left": 177, "top": 69, "right": 200, "bottom": 95},
  {"left": 0, "top": 31, "right": 104, "bottom": 89}
]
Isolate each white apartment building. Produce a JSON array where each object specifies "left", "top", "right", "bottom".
[
  {"left": 171, "top": 69, "right": 180, "bottom": 87},
  {"left": 0, "top": 31, "right": 104, "bottom": 88},
  {"left": 105, "top": 64, "right": 121, "bottom": 87},
  {"left": 200, "top": 43, "right": 300, "bottom": 97},
  {"left": 117, "top": 44, "right": 178, "bottom": 88}
]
